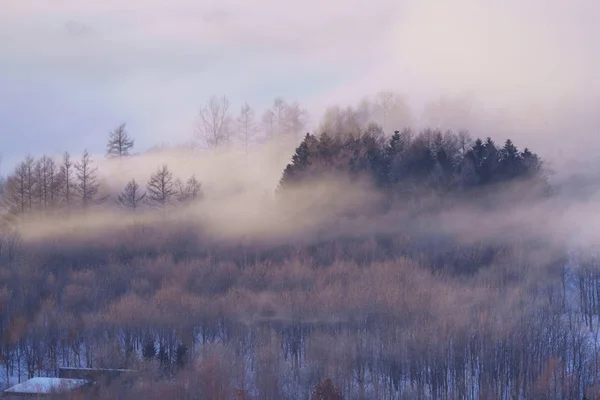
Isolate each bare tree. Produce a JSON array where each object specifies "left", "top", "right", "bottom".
[
  {"left": 457, "top": 130, "right": 473, "bottom": 157},
  {"left": 176, "top": 175, "right": 202, "bottom": 204},
  {"left": 320, "top": 105, "right": 364, "bottom": 137},
  {"left": 117, "top": 179, "right": 146, "bottom": 211},
  {"left": 284, "top": 101, "right": 308, "bottom": 140},
  {"left": 375, "top": 91, "right": 395, "bottom": 132},
  {"left": 272, "top": 97, "right": 287, "bottom": 137},
  {"left": 236, "top": 103, "right": 259, "bottom": 155},
  {"left": 22, "top": 157, "right": 36, "bottom": 213},
  {"left": 58, "top": 152, "right": 76, "bottom": 209},
  {"left": 3, "top": 161, "right": 29, "bottom": 214},
  {"left": 34, "top": 155, "right": 59, "bottom": 211},
  {"left": 74, "top": 150, "right": 100, "bottom": 208},
  {"left": 106, "top": 123, "right": 135, "bottom": 157},
  {"left": 261, "top": 109, "right": 275, "bottom": 140},
  {"left": 146, "top": 165, "right": 177, "bottom": 208},
  {"left": 356, "top": 98, "right": 373, "bottom": 128},
  {"left": 196, "top": 95, "right": 231, "bottom": 148},
  {"left": 262, "top": 98, "right": 308, "bottom": 141},
  {"left": 375, "top": 91, "right": 411, "bottom": 133}
]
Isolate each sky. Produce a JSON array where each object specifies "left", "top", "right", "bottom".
[{"left": 1, "top": 0, "right": 599, "bottom": 173}]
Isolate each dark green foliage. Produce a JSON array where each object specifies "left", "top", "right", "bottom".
[
  {"left": 279, "top": 126, "right": 547, "bottom": 199},
  {"left": 278, "top": 133, "right": 317, "bottom": 188}
]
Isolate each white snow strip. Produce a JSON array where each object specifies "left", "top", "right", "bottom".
[{"left": 4, "top": 377, "right": 90, "bottom": 394}]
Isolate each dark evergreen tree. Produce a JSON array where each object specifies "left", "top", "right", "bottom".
[
  {"left": 279, "top": 133, "right": 318, "bottom": 189},
  {"left": 175, "top": 343, "right": 188, "bottom": 369},
  {"left": 405, "top": 134, "right": 436, "bottom": 184},
  {"left": 157, "top": 344, "right": 168, "bottom": 368},
  {"left": 278, "top": 127, "right": 546, "bottom": 201},
  {"left": 385, "top": 129, "right": 412, "bottom": 188},
  {"left": 349, "top": 130, "right": 387, "bottom": 185},
  {"left": 497, "top": 139, "right": 521, "bottom": 181},
  {"left": 521, "top": 147, "right": 543, "bottom": 176},
  {"left": 478, "top": 137, "right": 498, "bottom": 184},
  {"left": 142, "top": 337, "right": 156, "bottom": 360}
]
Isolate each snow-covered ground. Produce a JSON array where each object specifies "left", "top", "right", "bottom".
[{"left": 4, "top": 377, "right": 89, "bottom": 394}]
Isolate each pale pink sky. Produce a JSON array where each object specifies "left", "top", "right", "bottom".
[{"left": 1, "top": 0, "right": 599, "bottom": 170}]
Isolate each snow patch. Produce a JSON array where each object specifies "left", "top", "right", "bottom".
[{"left": 4, "top": 377, "right": 89, "bottom": 394}]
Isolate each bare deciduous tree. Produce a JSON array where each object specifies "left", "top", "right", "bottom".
[
  {"left": 272, "top": 97, "right": 287, "bottom": 137},
  {"left": 320, "top": 103, "right": 369, "bottom": 137},
  {"left": 375, "top": 91, "right": 411, "bottom": 133},
  {"left": 284, "top": 101, "right": 308, "bottom": 140},
  {"left": 58, "top": 152, "right": 76, "bottom": 209},
  {"left": 261, "top": 109, "right": 275, "bottom": 140},
  {"left": 176, "top": 175, "right": 202, "bottom": 204},
  {"left": 22, "top": 157, "right": 36, "bottom": 213},
  {"left": 117, "top": 179, "right": 146, "bottom": 211},
  {"left": 106, "top": 123, "right": 135, "bottom": 157},
  {"left": 146, "top": 165, "right": 177, "bottom": 208},
  {"left": 262, "top": 98, "right": 288, "bottom": 140},
  {"left": 196, "top": 96, "right": 231, "bottom": 148},
  {"left": 457, "top": 130, "right": 473, "bottom": 157},
  {"left": 34, "top": 155, "right": 59, "bottom": 211},
  {"left": 375, "top": 91, "right": 395, "bottom": 132},
  {"left": 236, "top": 103, "right": 259, "bottom": 155},
  {"left": 74, "top": 150, "right": 100, "bottom": 208},
  {"left": 3, "top": 161, "right": 30, "bottom": 214},
  {"left": 262, "top": 98, "right": 308, "bottom": 141}
]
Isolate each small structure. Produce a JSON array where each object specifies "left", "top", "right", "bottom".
[
  {"left": 58, "top": 367, "right": 137, "bottom": 385},
  {"left": 3, "top": 377, "right": 90, "bottom": 398}
]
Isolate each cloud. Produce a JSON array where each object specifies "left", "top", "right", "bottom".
[
  {"left": 0, "top": 0, "right": 399, "bottom": 164},
  {"left": 310, "top": 0, "right": 600, "bottom": 169},
  {"left": 316, "top": 0, "right": 600, "bottom": 102}
]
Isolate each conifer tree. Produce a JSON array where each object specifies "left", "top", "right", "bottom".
[
  {"left": 58, "top": 152, "right": 76, "bottom": 209},
  {"left": 117, "top": 179, "right": 146, "bottom": 211},
  {"left": 106, "top": 123, "right": 134, "bottom": 157},
  {"left": 176, "top": 175, "right": 202, "bottom": 204},
  {"left": 74, "top": 150, "right": 100, "bottom": 208},
  {"left": 146, "top": 165, "right": 177, "bottom": 208},
  {"left": 236, "top": 103, "right": 259, "bottom": 156},
  {"left": 3, "top": 161, "right": 29, "bottom": 214}
]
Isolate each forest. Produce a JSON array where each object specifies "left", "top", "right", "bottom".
[{"left": 0, "top": 93, "right": 599, "bottom": 399}]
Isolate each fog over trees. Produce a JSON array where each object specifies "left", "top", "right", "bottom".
[{"left": 1, "top": 93, "right": 600, "bottom": 399}]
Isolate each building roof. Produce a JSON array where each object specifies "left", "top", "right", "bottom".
[{"left": 4, "top": 377, "right": 90, "bottom": 394}]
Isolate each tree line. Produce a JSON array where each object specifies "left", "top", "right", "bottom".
[
  {"left": 0, "top": 125, "right": 204, "bottom": 220},
  {"left": 280, "top": 126, "right": 547, "bottom": 202}
]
